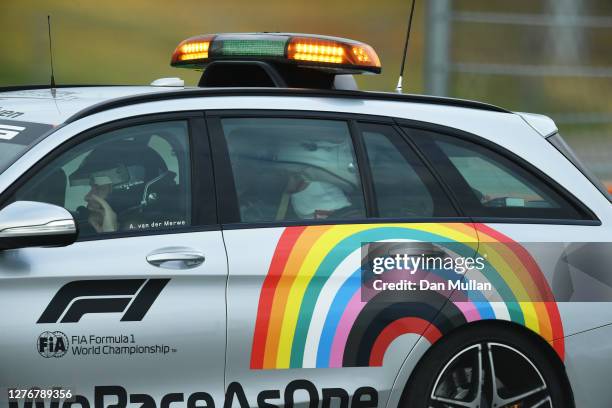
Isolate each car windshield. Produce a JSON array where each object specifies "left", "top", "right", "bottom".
[{"left": 0, "top": 121, "right": 54, "bottom": 174}]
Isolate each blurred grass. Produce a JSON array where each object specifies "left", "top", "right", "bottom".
[
  {"left": 0, "top": 0, "right": 426, "bottom": 93},
  {"left": 2, "top": 1, "right": 609, "bottom": 110},
  {"left": 1, "top": 1, "right": 611, "bottom": 181}
]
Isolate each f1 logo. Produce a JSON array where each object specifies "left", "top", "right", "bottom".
[{"left": 37, "top": 279, "right": 170, "bottom": 323}]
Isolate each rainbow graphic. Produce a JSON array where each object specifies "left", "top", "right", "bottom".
[{"left": 250, "top": 223, "right": 564, "bottom": 369}]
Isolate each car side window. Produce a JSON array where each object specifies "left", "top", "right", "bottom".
[
  {"left": 14, "top": 121, "right": 192, "bottom": 239},
  {"left": 359, "top": 123, "right": 457, "bottom": 218},
  {"left": 408, "top": 128, "right": 590, "bottom": 220},
  {"left": 220, "top": 118, "right": 366, "bottom": 223}
]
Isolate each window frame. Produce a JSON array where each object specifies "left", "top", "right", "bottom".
[
  {"left": 354, "top": 121, "right": 462, "bottom": 219},
  {"left": 0, "top": 112, "right": 219, "bottom": 242},
  {"left": 206, "top": 110, "right": 472, "bottom": 228},
  {"left": 395, "top": 118, "right": 600, "bottom": 225},
  {"left": 547, "top": 132, "right": 612, "bottom": 203}
]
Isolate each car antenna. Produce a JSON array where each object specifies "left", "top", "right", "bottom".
[
  {"left": 395, "top": 0, "right": 417, "bottom": 93},
  {"left": 47, "top": 15, "right": 57, "bottom": 98}
]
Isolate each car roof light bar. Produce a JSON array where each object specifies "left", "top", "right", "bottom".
[{"left": 171, "top": 33, "right": 381, "bottom": 75}]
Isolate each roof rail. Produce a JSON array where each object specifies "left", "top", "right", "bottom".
[
  {"left": 0, "top": 84, "right": 124, "bottom": 93},
  {"left": 65, "top": 87, "right": 510, "bottom": 124}
]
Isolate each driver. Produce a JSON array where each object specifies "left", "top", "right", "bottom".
[{"left": 68, "top": 140, "right": 171, "bottom": 235}]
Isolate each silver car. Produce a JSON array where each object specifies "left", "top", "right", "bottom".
[{"left": 1, "top": 33, "right": 611, "bottom": 408}]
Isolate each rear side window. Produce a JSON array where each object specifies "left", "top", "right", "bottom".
[
  {"left": 359, "top": 123, "right": 456, "bottom": 218},
  {"left": 221, "top": 118, "right": 366, "bottom": 223},
  {"left": 548, "top": 133, "right": 611, "bottom": 202},
  {"left": 408, "top": 128, "right": 592, "bottom": 220}
]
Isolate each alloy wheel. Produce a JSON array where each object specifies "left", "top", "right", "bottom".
[{"left": 428, "top": 342, "right": 552, "bottom": 408}]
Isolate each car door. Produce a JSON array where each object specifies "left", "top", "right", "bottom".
[
  {"left": 405, "top": 125, "right": 612, "bottom": 356},
  {"left": 209, "top": 112, "right": 478, "bottom": 407},
  {"left": 0, "top": 115, "right": 227, "bottom": 406}
]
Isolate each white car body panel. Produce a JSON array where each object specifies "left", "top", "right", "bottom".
[{"left": 0, "top": 86, "right": 610, "bottom": 407}]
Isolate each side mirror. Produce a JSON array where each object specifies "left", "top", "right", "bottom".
[{"left": 0, "top": 201, "right": 77, "bottom": 250}]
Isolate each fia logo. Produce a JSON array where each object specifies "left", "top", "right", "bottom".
[{"left": 37, "top": 331, "right": 69, "bottom": 358}]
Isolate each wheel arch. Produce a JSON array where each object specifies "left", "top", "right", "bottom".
[{"left": 394, "top": 319, "right": 575, "bottom": 408}]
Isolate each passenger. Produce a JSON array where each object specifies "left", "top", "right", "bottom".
[{"left": 285, "top": 172, "right": 351, "bottom": 219}]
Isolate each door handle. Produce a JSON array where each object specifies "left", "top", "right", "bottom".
[{"left": 146, "top": 247, "right": 205, "bottom": 270}]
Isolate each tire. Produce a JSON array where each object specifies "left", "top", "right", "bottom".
[{"left": 401, "top": 324, "right": 571, "bottom": 408}]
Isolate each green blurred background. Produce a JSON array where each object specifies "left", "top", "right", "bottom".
[{"left": 2, "top": 0, "right": 611, "bottom": 185}]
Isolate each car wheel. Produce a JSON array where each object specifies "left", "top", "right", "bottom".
[{"left": 401, "top": 324, "right": 571, "bottom": 408}]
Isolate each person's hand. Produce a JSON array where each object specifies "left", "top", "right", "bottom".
[
  {"left": 286, "top": 173, "right": 309, "bottom": 193},
  {"left": 87, "top": 194, "right": 118, "bottom": 233}
]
